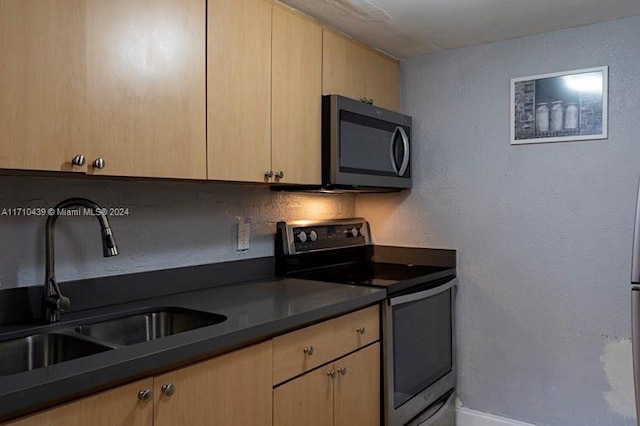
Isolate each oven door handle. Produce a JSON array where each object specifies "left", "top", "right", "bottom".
[
  {"left": 390, "top": 280, "right": 455, "bottom": 306},
  {"left": 408, "top": 390, "right": 455, "bottom": 426}
]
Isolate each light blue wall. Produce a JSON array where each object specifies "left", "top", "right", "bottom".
[
  {"left": 358, "top": 16, "right": 640, "bottom": 426},
  {"left": 0, "top": 175, "right": 354, "bottom": 289}
]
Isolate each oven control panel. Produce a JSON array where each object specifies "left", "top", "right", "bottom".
[{"left": 277, "top": 218, "right": 371, "bottom": 255}]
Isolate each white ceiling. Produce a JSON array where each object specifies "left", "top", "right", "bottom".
[{"left": 279, "top": 0, "right": 640, "bottom": 58}]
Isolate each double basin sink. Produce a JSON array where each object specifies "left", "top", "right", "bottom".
[{"left": 0, "top": 308, "right": 227, "bottom": 377}]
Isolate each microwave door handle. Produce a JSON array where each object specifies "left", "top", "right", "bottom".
[
  {"left": 397, "top": 127, "right": 410, "bottom": 176},
  {"left": 389, "top": 127, "right": 400, "bottom": 175}
]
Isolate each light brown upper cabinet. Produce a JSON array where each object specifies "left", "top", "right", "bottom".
[
  {"left": 362, "top": 47, "right": 400, "bottom": 112},
  {"left": 0, "top": 0, "right": 88, "bottom": 173},
  {"left": 86, "top": 0, "right": 206, "bottom": 179},
  {"left": 0, "top": 0, "right": 206, "bottom": 179},
  {"left": 322, "top": 30, "right": 399, "bottom": 111},
  {"left": 207, "top": 0, "right": 272, "bottom": 183},
  {"left": 271, "top": 5, "right": 323, "bottom": 185}
]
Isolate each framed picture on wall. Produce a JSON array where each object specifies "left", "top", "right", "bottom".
[{"left": 510, "top": 66, "right": 608, "bottom": 145}]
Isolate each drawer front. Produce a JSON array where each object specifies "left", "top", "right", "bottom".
[
  {"left": 334, "top": 305, "right": 379, "bottom": 357},
  {"left": 273, "top": 319, "right": 335, "bottom": 385}
]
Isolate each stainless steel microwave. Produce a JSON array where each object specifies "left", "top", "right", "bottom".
[{"left": 322, "top": 95, "right": 412, "bottom": 191}]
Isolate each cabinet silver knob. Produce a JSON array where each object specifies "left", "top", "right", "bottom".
[
  {"left": 71, "top": 155, "right": 86, "bottom": 166},
  {"left": 337, "top": 367, "right": 347, "bottom": 376},
  {"left": 161, "top": 383, "right": 176, "bottom": 397},
  {"left": 264, "top": 170, "right": 274, "bottom": 178},
  {"left": 368, "top": 98, "right": 374, "bottom": 105},
  {"left": 138, "top": 389, "right": 153, "bottom": 403},
  {"left": 360, "top": 97, "right": 368, "bottom": 103},
  {"left": 327, "top": 370, "right": 337, "bottom": 379},
  {"left": 303, "top": 345, "right": 314, "bottom": 356},
  {"left": 274, "top": 171, "right": 284, "bottom": 179},
  {"left": 93, "top": 158, "right": 106, "bottom": 169},
  {"left": 356, "top": 326, "right": 366, "bottom": 335}
]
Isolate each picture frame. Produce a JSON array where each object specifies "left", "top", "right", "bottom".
[{"left": 510, "top": 66, "right": 608, "bottom": 145}]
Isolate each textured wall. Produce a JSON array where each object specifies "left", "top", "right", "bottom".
[
  {"left": 357, "top": 17, "right": 640, "bottom": 426},
  {"left": 0, "top": 175, "right": 354, "bottom": 289}
]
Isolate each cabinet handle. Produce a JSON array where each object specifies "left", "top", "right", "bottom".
[
  {"left": 359, "top": 97, "right": 368, "bottom": 103},
  {"left": 161, "top": 383, "right": 176, "bottom": 397},
  {"left": 93, "top": 158, "right": 106, "bottom": 169},
  {"left": 337, "top": 367, "right": 347, "bottom": 376},
  {"left": 138, "top": 389, "right": 153, "bottom": 403},
  {"left": 71, "top": 155, "right": 86, "bottom": 166},
  {"left": 327, "top": 370, "right": 337, "bottom": 379},
  {"left": 274, "top": 171, "right": 284, "bottom": 179},
  {"left": 303, "top": 346, "right": 314, "bottom": 356},
  {"left": 356, "top": 326, "right": 366, "bottom": 335},
  {"left": 264, "top": 170, "right": 274, "bottom": 178},
  {"left": 368, "top": 98, "right": 374, "bottom": 105}
]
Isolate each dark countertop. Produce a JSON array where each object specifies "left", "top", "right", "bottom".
[{"left": 0, "top": 277, "right": 385, "bottom": 422}]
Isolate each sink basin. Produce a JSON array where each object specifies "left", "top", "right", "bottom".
[
  {"left": 0, "top": 333, "right": 113, "bottom": 377},
  {"left": 74, "top": 307, "right": 227, "bottom": 346}
]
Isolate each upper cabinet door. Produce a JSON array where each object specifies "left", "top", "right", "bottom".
[
  {"left": 271, "top": 6, "right": 322, "bottom": 185},
  {"left": 322, "top": 30, "right": 399, "bottom": 112},
  {"left": 322, "top": 30, "right": 364, "bottom": 101},
  {"left": 86, "top": 0, "right": 206, "bottom": 179},
  {"left": 0, "top": 0, "right": 88, "bottom": 173},
  {"left": 362, "top": 49, "right": 399, "bottom": 111},
  {"left": 207, "top": 0, "right": 272, "bottom": 183}
]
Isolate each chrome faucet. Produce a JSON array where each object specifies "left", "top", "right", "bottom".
[{"left": 44, "top": 198, "right": 119, "bottom": 323}]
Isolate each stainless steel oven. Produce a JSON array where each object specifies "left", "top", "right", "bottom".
[
  {"left": 275, "top": 218, "right": 457, "bottom": 426},
  {"left": 384, "top": 279, "right": 456, "bottom": 426}
]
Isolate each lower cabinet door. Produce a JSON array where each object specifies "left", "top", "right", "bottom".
[
  {"left": 6, "top": 379, "right": 153, "bottom": 426},
  {"left": 333, "top": 343, "right": 381, "bottom": 426},
  {"left": 153, "top": 341, "right": 273, "bottom": 426},
  {"left": 273, "top": 364, "right": 334, "bottom": 426}
]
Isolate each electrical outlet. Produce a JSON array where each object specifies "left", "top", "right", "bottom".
[{"left": 237, "top": 221, "right": 251, "bottom": 251}]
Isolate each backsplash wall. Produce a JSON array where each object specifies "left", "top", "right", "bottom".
[
  {"left": 0, "top": 175, "right": 355, "bottom": 289},
  {"left": 357, "top": 16, "right": 640, "bottom": 426}
]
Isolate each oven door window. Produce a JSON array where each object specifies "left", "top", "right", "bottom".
[{"left": 392, "top": 288, "right": 452, "bottom": 409}]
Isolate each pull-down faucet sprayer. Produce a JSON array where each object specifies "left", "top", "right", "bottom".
[{"left": 43, "top": 198, "right": 119, "bottom": 323}]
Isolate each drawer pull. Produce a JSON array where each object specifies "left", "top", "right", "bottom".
[
  {"left": 327, "top": 370, "right": 336, "bottom": 379},
  {"left": 303, "top": 346, "right": 314, "bottom": 356},
  {"left": 161, "top": 383, "right": 176, "bottom": 397},
  {"left": 71, "top": 155, "right": 86, "bottom": 166},
  {"left": 93, "top": 157, "right": 106, "bottom": 169},
  {"left": 356, "top": 326, "right": 366, "bottom": 335},
  {"left": 138, "top": 389, "right": 153, "bottom": 403},
  {"left": 337, "top": 366, "right": 347, "bottom": 376}
]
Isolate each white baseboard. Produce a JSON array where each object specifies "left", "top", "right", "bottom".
[{"left": 456, "top": 407, "right": 537, "bottom": 426}]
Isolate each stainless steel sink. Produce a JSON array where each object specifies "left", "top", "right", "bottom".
[
  {"left": 74, "top": 307, "right": 227, "bottom": 346},
  {"left": 0, "top": 333, "right": 113, "bottom": 377}
]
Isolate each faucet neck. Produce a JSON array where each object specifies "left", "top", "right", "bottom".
[{"left": 43, "top": 197, "right": 119, "bottom": 323}]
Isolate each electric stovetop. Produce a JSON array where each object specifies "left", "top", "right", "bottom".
[{"left": 276, "top": 218, "right": 456, "bottom": 297}]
